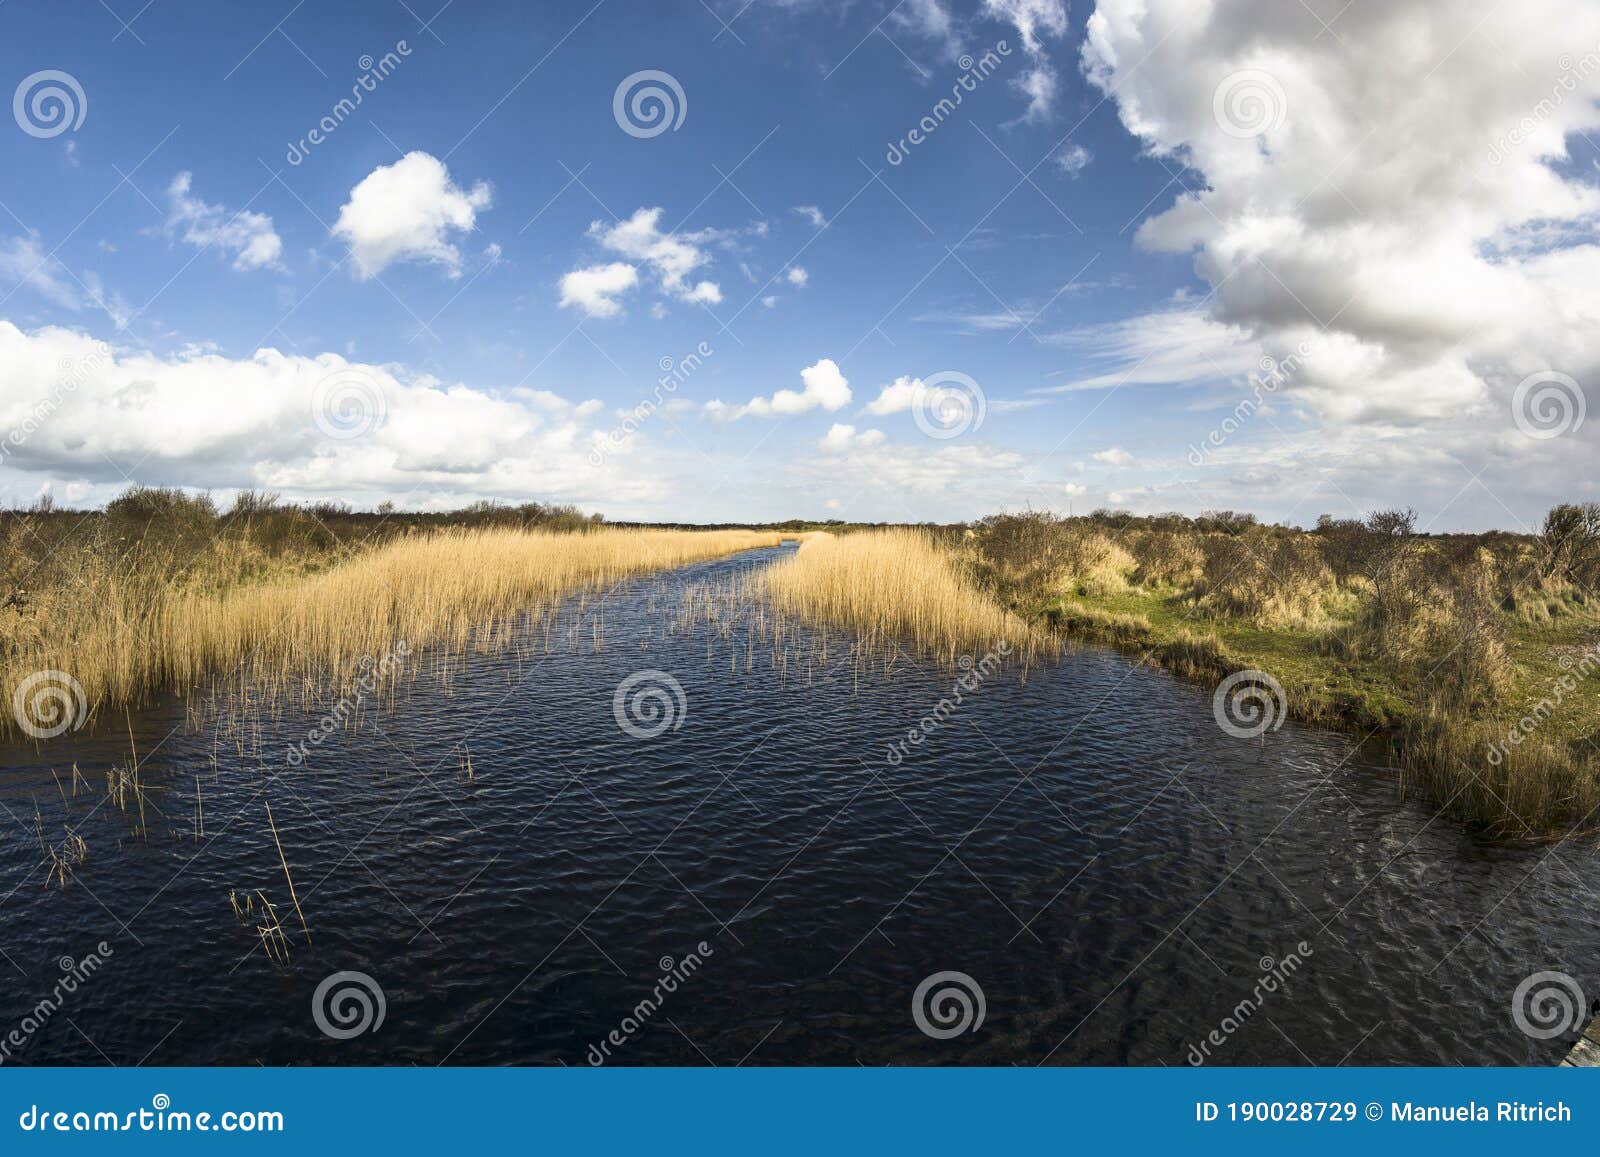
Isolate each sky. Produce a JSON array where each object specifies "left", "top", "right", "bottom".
[{"left": 0, "top": 0, "right": 1597, "bottom": 530}]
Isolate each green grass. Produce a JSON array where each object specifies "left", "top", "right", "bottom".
[{"left": 1025, "top": 581, "right": 1600, "bottom": 839}]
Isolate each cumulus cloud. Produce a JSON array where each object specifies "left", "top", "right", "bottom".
[
  {"left": 1092, "top": 447, "right": 1134, "bottom": 467},
  {"left": 0, "top": 320, "right": 660, "bottom": 508},
  {"left": 166, "top": 173, "right": 283, "bottom": 272},
  {"left": 332, "top": 151, "right": 491, "bottom": 280},
  {"left": 558, "top": 262, "right": 639, "bottom": 318},
  {"left": 785, "top": 266, "right": 808, "bottom": 288},
  {"left": 818, "top": 423, "right": 885, "bottom": 452},
  {"left": 1081, "top": 0, "right": 1600, "bottom": 436},
  {"left": 588, "top": 207, "right": 722, "bottom": 305},
  {"left": 861, "top": 374, "right": 926, "bottom": 416},
  {"left": 704, "top": 357, "right": 851, "bottom": 420}
]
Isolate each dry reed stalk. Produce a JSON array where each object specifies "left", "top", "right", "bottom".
[{"left": 264, "top": 802, "right": 311, "bottom": 947}]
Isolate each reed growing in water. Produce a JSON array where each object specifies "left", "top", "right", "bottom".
[
  {"left": 1, "top": 519, "right": 786, "bottom": 736},
  {"left": 759, "top": 529, "right": 1039, "bottom": 662}
]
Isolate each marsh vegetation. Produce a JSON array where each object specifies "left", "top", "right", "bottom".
[{"left": 958, "top": 506, "right": 1600, "bottom": 837}]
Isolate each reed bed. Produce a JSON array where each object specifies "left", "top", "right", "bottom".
[
  {"left": 3, "top": 527, "right": 786, "bottom": 736},
  {"left": 758, "top": 529, "right": 1042, "bottom": 664}
]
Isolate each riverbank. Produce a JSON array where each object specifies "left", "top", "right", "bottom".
[
  {"left": 956, "top": 510, "right": 1600, "bottom": 840},
  {"left": 1, "top": 488, "right": 791, "bottom": 738}
]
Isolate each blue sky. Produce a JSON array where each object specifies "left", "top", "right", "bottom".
[{"left": 1, "top": 0, "right": 1598, "bottom": 528}]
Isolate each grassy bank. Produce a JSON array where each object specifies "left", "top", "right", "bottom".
[
  {"left": 1, "top": 488, "right": 785, "bottom": 736},
  {"left": 955, "top": 509, "right": 1600, "bottom": 840}
]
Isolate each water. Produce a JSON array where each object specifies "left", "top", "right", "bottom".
[{"left": 1, "top": 543, "right": 1595, "bottom": 1067}]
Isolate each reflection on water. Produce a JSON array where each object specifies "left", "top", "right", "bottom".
[{"left": 0, "top": 544, "right": 1595, "bottom": 1066}]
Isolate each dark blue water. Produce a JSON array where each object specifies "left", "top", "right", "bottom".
[{"left": 1, "top": 544, "right": 1595, "bottom": 1066}]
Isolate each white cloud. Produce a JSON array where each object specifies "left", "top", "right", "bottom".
[
  {"left": 793, "top": 205, "right": 828, "bottom": 229},
  {"left": 0, "top": 320, "right": 658, "bottom": 508},
  {"left": 983, "top": 0, "right": 1068, "bottom": 121},
  {"left": 984, "top": 0, "right": 1067, "bottom": 52},
  {"left": 1054, "top": 143, "right": 1092, "bottom": 177},
  {"left": 761, "top": 295, "right": 778, "bottom": 308},
  {"left": 705, "top": 357, "right": 852, "bottom": 420},
  {"left": 166, "top": 173, "right": 283, "bottom": 272},
  {"left": 332, "top": 151, "right": 491, "bottom": 280},
  {"left": 558, "top": 262, "right": 639, "bottom": 318},
  {"left": 0, "top": 236, "right": 129, "bottom": 329},
  {"left": 1081, "top": 0, "right": 1600, "bottom": 435},
  {"left": 862, "top": 375, "right": 925, "bottom": 416},
  {"left": 890, "top": 0, "right": 956, "bottom": 50},
  {"left": 1092, "top": 447, "right": 1134, "bottom": 467},
  {"left": 1011, "top": 66, "right": 1058, "bottom": 124},
  {"left": 794, "top": 432, "right": 1028, "bottom": 498},
  {"left": 785, "top": 266, "right": 809, "bottom": 287},
  {"left": 588, "top": 207, "right": 722, "bottom": 305},
  {"left": 1040, "top": 309, "right": 1262, "bottom": 393},
  {"left": 819, "top": 423, "right": 885, "bottom": 452}
]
